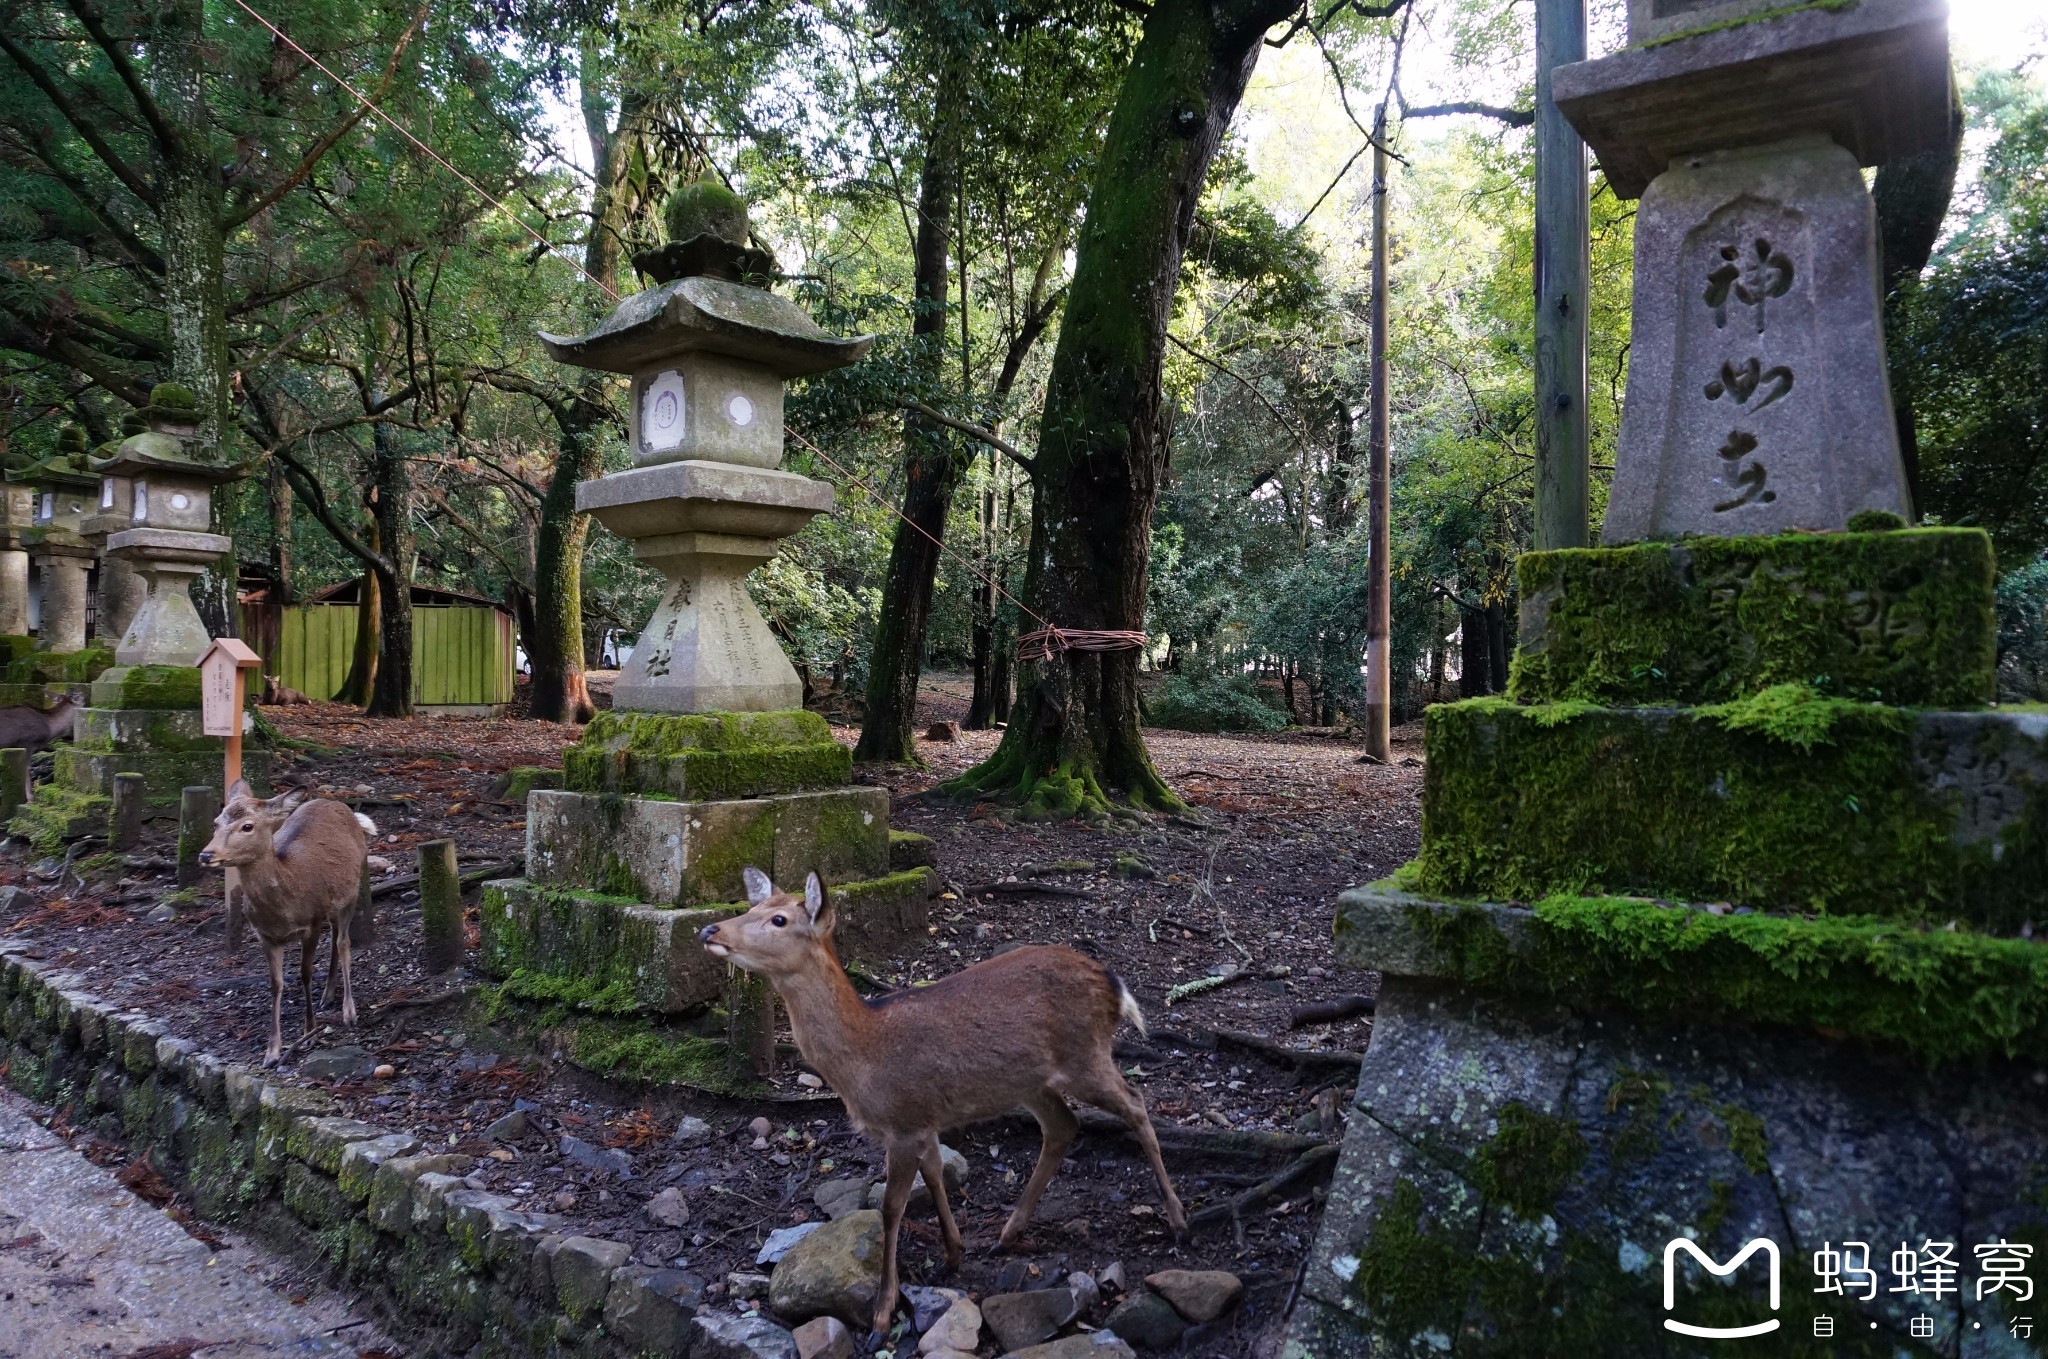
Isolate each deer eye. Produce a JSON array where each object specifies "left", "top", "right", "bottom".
[
  {"left": 241, "top": 821, "right": 254, "bottom": 831},
  {"left": 770, "top": 914, "right": 787, "bottom": 928}
]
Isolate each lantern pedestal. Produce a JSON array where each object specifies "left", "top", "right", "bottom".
[
  {"left": 0, "top": 547, "right": 27, "bottom": 639},
  {"left": 32, "top": 540, "right": 95, "bottom": 654},
  {"left": 106, "top": 529, "right": 231, "bottom": 667}
]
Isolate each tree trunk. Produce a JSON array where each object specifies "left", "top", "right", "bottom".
[
  {"left": 268, "top": 458, "right": 293, "bottom": 604},
  {"left": 1874, "top": 98, "right": 1963, "bottom": 513},
  {"left": 1460, "top": 603, "right": 1492, "bottom": 698},
  {"left": 944, "top": 0, "right": 1291, "bottom": 816},
  {"left": 855, "top": 80, "right": 964, "bottom": 763},
  {"left": 335, "top": 512, "right": 380, "bottom": 704},
  {"left": 365, "top": 415, "right": 414, "bottom": 716}
]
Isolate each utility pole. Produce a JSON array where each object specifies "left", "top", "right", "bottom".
[
  {"left": 1534, "top": 0, "right": 1591, "bottom": 550},
  {"left": 1365, "top": 110, "right": 1392, "bottom": 763}
]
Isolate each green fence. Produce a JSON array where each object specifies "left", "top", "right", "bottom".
[{"left": 246, "top": 603, "right": 514, "bottom": 707}]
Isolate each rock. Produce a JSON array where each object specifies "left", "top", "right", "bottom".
[
  {"left": 372, "top": 1063, "right": 395, "bottom": 1079},
  {"left": 547, "top": 1235, "right": 632, "bottom": 1322},
  {"left": 604, "top": 1265, "right": 706, "bottom": 1357},
  {"left": 993, "top": 1259, "right": 1033, "bottom": 1294},
  {"left": 486, "top": 1109, "right": 531, "bottom": 1142},
  {"left": 727, "top": 1271, "right": 772, "bottom": 1300},
  {"left": 551, "top": 1189, "right": 578, "bottom": 1213},
  {"left": 0, "top": 884, "right": 30, "bottom": 912},
  {"left": 298, "top": 1045, "right": 375, "bottom": 1081},
  {"left": 1112, "top": 854, "right": 1156, "bottom": 880},
  {"left": 917, "top": 1297, "right": 982, "bottom": 1355},
  {"left": 750, "top": 1115, "right": 774, "bottom": 1138},
  {"left": 646, "top": 1186, "right": 692, "bottom": 1228},
  {"left": 902, "top": 1285, "right": 966, "bottom": 1333},
  {"left": 1004, "top": 1335, "right": 1137, "bottom": 1359},
  {"left": 673, "top": 1115, "right": 715, "bottom": 1148},
  {"left": 861, "top": 1144, "right": 967, "bottom": 1212},
  {"left": 1142, "top": 1269, "right": 1242, "bottom": 1324},
  {"left": 796, "top": 1072, "right": 824, "bottom": 1089},
  {"left": 811, "top": 1177, "right": 869, "bottom": 1221},
  {"left": 981, "top": 1288, "right": 1079, "bottom": 1352},
  {"left": 766, "top": 1209, "right": 885, "bottom": 1330},
  {"left": 145, "top": 903, "right": 177, "bottom": 923},
  {"left": 793, "top": 1315, "right": 855, "bottom": 1359},
  {"left": 691, "top": 1311, "right": 799, "bottom": 1359},
  {"left": 1098, "top": 1262, "right": 1126, "bottom": 1294},
  {"left": 1104, "top": 1292, "right": 1186, "bottom": 1351},
  {"left": 756, "top": 1220, "right": 823, "bottom": 1265},
  {"left": 1068, "top": 1271, "right": 1100, "bottom": 1314},
  {"left": 560, "top": 1133, "right": 634, "bottom": 1178}
]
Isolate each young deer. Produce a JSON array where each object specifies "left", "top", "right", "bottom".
[
  {"left": 199, "top": 780, "right": 373, "bottom": 1065},
  {"left": 700, "top": 869, "right": 1186, "bottom": 1335}
]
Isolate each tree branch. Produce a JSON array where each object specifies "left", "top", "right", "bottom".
[
  {"left": 1399, "top": 97, "right": 1533, "bottom": 127},
  {"left": 1267, "top": 0, "right": 1410, "bottom": 48},
  {"left": 901, "top": 401, "right": 1034, "bottom": 468},
  {"left": 1165, "top": 333, "right": 1313, "bottom": 451},
  {"left": 61, "top": 0, "right": 180, "bottom": 155},
  {"left": 0, "top": 31, "right": 156, "bottom": 204}
]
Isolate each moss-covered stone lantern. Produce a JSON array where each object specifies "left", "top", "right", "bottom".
[
  {"left": 88, "top": 383, "right": 246, "bottom": 666},
  {"left": 82, "top": 412, "right": 147, "bottom": 641},
  {"left": 7, "top": 425, "right": 101, "bottom": 652},
  {"left": 0, "top": 454, "right": 33, "bottom": 638}
]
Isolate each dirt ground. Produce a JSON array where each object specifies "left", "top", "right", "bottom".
[{"left": 0, "top": 677, "right": 1423, "bottom": 1357}]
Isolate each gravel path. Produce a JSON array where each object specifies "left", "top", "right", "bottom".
[{"left": 0, "top": 1087, "right": 389, "bottom": 1359}]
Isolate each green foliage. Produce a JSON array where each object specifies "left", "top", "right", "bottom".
[
  {"left": 1144, "top": 671, "right": 1287, "bottom": 733},
  {"left": 1997, "top": 560, "right": 2048, "bottom": 702},
  {"left": 1697, "top": 683, "right": 1865, "bottom": 752}
]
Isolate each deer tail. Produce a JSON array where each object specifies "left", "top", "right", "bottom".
[
  {"left": 1108, "top": 969, "right": 1147, "bottom": 1038},
  {"left": 354, "top": 813, "right": 377, "bottom": 837}
]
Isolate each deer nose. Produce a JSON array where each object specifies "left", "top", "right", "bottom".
[
  {"left": 197, "top": 849, "right": 214, "bottom": 865},
  {"left": 697, "top": 923, "right": 719, "bottom": 943}
]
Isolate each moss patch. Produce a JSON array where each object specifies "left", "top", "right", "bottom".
[
  {"left": 1365, "top": 890, "right": 2048, "bottom": 1065},
  {"left": 1510, "top": 528, "right": 1996, "bottom": 708},
  {"left": 1413, "top": 697, "right": 2047, "bottom": 929},
  {"left": 1471, "top": 1102, "right": 1587, "bottom": 1220},
  {"left": 562, "top": 710, "right": 848, "bottom": 799},
  {"left": 90, "top": 665, "right": 204, "bottom": 710}
]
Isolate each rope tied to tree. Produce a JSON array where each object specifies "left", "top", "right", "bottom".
[{"left": 1016, "top": 628, "right": 1148, "bottom": 662}]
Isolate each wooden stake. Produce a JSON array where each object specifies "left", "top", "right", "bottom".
[
  {"left": 110, "top": 772, "right": 145, "bottom": 851},
  {"left": 0, "top": 748, "right": 28, "bottom": 826},
  {"left": 1534, "top": 0, "right": 1591, "bottom": 550},
  {"left": 418, "top": 838, "right": 462, "bottom": 973},
  {"left": 178, "top": 785, "right": 219, "bottom": 889}
]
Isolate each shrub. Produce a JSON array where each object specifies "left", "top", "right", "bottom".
[
  {"left": 1995, "top": 559, "right": 2048, "bottom": 703},
  {"left": 1144, "top": 672, "right": 1288, "bottom": 733}
]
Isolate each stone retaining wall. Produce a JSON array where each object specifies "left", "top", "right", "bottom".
[{"left": 0, "top": 940, "right": 696, "bottom": 1359}]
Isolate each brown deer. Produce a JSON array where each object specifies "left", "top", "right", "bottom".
[
  {"left": 260, "top": 674, "right": 312, "bottom": 706},
  {"left": 0, "top": 695, "right": 77, "bottom": 752},
  {"left": 700, "top": 869, "right": 1186, "bottom": 1335},
  {"left": 199, "top": 779, "right": 374, "bottom": 1066}
]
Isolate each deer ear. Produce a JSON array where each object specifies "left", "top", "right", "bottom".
[
  {"left": 276, "top": 787, "right": 308, "bottom": 814},
  {"left": 804, "top": 872, "right": 831, "bottom": 928},
  {"left": 226, "top": 778, "right": 251, "bottom": 803},
  {"left": 742, "top": 866, "right": 776, "bottom": 906}
]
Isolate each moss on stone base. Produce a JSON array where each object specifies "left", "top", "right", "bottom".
[
  {"left": 10, "top": 783, "right": 111, "bottom": 852},
  {"left": 563, "top": 710, "right": 848, "bottom": 800},
  {"left": 1414, "top": 695, "right": 2047, "bottom": 928},
  {"left": 90, "top": 665, "right": 203, "bottom": 710},
  {"left": 1335, "top": 882, "right": 2048, "bottom": 1065},
  {"left": 1511, "top": 528, "right": 1997, "bottom": 707}
]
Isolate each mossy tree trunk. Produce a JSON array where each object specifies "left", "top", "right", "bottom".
[
  {"left": 856, "top": 82, "right": 963, "bottom": 762},
  {"left": 944, "top": 0, "right": 1295, "bottom": 816},
  {"left": 366, "top": 411, "right": 414, "bottom": 717},
  {"left": 1874, "top": 98, "right": 1963, "bottom": 513}
]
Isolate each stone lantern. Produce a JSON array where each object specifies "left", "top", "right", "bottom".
[
  {"left": 8, "top": 425, "right": 100, "bottom": 653},
  {"left": 82, "top": 413, "right": 147, "bottom": 642},
  {"left": 89, "top": 383, "right": 244, "bottom": 666},
  {"left": 0, "top": 454, "right": 40, "bottom": 638},
  {"left": 540, "top": 179, "right": 873, "bottom": 713}
]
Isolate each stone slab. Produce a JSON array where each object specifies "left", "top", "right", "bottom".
[
  {"left": 574, "top": 459, "right": 834, "bottom": 542},
  {"left": 525, "top": 786, "right": 889, "bottom": 907},
  {"left": 1555, "top": 0, "right": 1954, "bottom": 198},
  {"left": 562, "top": 708, "right": 851, "bottom": 800},
  {"left": 1286, "top": 973, "right": 2048, "bottom": 1355},
  {"left": 1415, "top": 699, "right": 2048, "bottom": 928},
  {"left": 73, "top": 707, "right": 218, "bottom": 754},
  {"left": 54, "top": 747, "right": 271, "bottom": 807},
  {"left": 1601, "top": 137, "right": 1910, "bottom": 542},
  {"left": 1510, "top": 528, "right": 1996, "bottom": 706},
  {"left": 477, "top": 867, "right": 935, "bottom": 1014}
]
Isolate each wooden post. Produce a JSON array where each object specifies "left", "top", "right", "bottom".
[
  {"left": 726, "top": 969, "right": 778, "bottom": 1084},
  {"left": 197, "top": 638, "right": 262, "bottom": 792},
  {"left": 1534, "top": 0, "right": 1591, "bottom": 550},
  {"left": 0, "top": 748, "right": 28, "bottom": 826},
  {"left": 110, "top": 772, "right": 145, "bottom": 851},
  {"left": 349, "top": 860, "right": 374, "bottom": 948},
  {"left": 1364, "top": 112, "right": 1394, "bottom": 763},
  {"left": 177, "top": 785, "right": 218, "bottom": 889},
  {"left": 418, "top": 838, "right": 462, "bottom": 973}
]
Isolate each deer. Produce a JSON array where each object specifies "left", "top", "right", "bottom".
[
  {"left": 700, "top": 868, "right": 1187, "bottom": 1336},
  {"left": 260, "top": 674, "right": 312, "bottom": 706},
  {"left": 0, "top": 695, "right": 77, "bottom": 752},
  {"left": 199, "top": 779, "right": 375, "bottom": 1066}
]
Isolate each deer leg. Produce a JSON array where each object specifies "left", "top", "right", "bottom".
[
  {"left": 263, "top": 943, "right": 286, "bottom": 1067},
  {"left": 1069, "top": 1058, "right": 1188, "bottom": 1234},
  {"left": 1001, "top": 1089, "right": 1077, "bottom": 1250},
  {"left": 917, "top": 1137, "right": 964, "bottom": 1272},
  {"left": 872, "top": 1134, "right": 927, "bottom": 1336},
  {"left": 320, "top": 920, "right": 341, "bottom": 1008},
  {"left": 334, "top": 923, "right": 356, "bottom": 1027},
  {"left": 299, "top": 936, "right": 317, "bottom": 1038}
]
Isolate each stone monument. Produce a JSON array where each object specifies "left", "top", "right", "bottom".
[
  {"left": 0, "top": 465, "right": 32, "bottom": 639},
  {"left": 477, "top": 182, "right": 936, "bottom": 1090},
  {"left": 10, "top": 386, "right": 263, "bottom": 846},
  {"left": 9, "top": 426, "right": 100, "bottom": 654},
  {"left": 83, "top": 414, "right": 148, "bottom": 644},
  {"left": 1286, "top": 3, "right": 2048, "bottom": 1353}
]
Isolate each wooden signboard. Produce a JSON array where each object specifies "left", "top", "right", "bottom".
[{"left": 196, "top": 637, "right": 262, "bottom": 789}]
